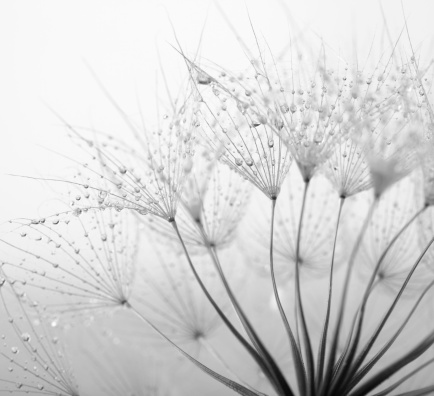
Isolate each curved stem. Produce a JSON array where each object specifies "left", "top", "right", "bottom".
[
  {"left": 320, "top": 198, "right": 377, "bottom": 396},
  {"left": 270, "top": 198, "right": 307, "bottom": 396},
  {"left": 198, "top": 337, "right": 266, "bottom": 395},
  {"left": 293, "top": 180, "right": 315, "bottom": 395},
  {"left": 339, "top": 234, "right": 434, "bottom": 393},
  {"left": 172, "top": 220, "right": 293, "bottom": 396},
  {"left": 370, "top": 357, "right": 434, "bottom": 396},
  {"left": 345, "top": 279, "right": 434, "bottom": 393},
  {"left": 349, "top": 330, "right": 434, "bottom": 396},
  {"left": 316, "top": 196, "right": 345, "bottom": 390},
  {"left": 126, "top": 303, "right": 261, "bottom": 396},
  {"left": 331, "top": 205, "right": 428, "bottom": 392}
]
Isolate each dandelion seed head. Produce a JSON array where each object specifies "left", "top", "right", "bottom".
[
  {"left": 62, "top": 97, "right": 198, "bottom": 223},
  {"left": 1, "top": 208, "right": 139, "bottom": 313},
  {"left": 247, "top": 167, "right": 340, "bottom": 279},
  {"left": 135, "top": 247, "right": 234, "bottom": 350},
  {"left": 0, "top": 280, "right": 80, "bottom": 395},
  {"left": 190, "top": 62, "right": 292, "bottom": 200},
  {"left": 143, "top": 145, "right": 251, "bottom": 253},
  {"left": 356, "top": 176, "right": 429, "bottom": 295}
]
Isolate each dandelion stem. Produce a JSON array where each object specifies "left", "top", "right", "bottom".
[
  {"left": 198, "top": 337, "right": 265, "bottom": 395},
  {"left": 125, "top": 304, "right": 261, "bottom": 396},
  {"left": 319, "top": 198, "right": 377, "bottom": 396},
  {"left": 293, "top": 180, "right": 315, "bottom": 395},
  {"left": 331, "top": 204, "right": 428, "bottom": 392},
  {"left": 316, "top": 196, "right": 345, "bottom": 390},
  {"left": 344, "top": 279, "right": 434, "bottom": 394},
  {"left": 349, "top": 330, "right": 434, "bottom": 396},
  {"left": 269, "top": 198, "right": 307, "bottom": 396},
  {"left": 336, "top": 234, "right": 434, "bottom": 394},
  {"left": 172, "top": 220, "right": 293, "bottom": 396},
  {"left": 368, "top": 356, "right": 434, "bottom": 396}
]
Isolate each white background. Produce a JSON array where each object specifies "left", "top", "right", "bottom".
[{"left": 1, "top": 0, "right": 433, "bottom": 222}]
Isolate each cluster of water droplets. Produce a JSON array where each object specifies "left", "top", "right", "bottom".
[
  {"left": 145, "top": 145, "right": 252, "bottom": 253},
  {"left": 0, "top": 281, "right": 79, "bottom": 395},
  {"left": 64, "top": 99, "right": 198, "bottom": 222},
  {"left": 192, "top": 62, "right": 292, "bottom": 200},
  {"left": 1, "top": 208, "right": 138, "bottom": 311}
]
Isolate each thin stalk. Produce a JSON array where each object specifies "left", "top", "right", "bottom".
[
  {"left": 316, "top": 196, "right": 345, "bottom": 389},
  {"left": 338, "top": 234, "right": 434, "bottom": 393},
  {"left": 349, "top": 330, "right": 434, "bottom": 396},
  {"left": 319, "top": 198, "right": 377, "bottom": 396},
  {"left": 293, "top": 180, "right": 315, "bottom": 395},
  {"left": 371, "top": 357, "right": 434, "bottom": 396},
  {"left": 198, "top": 337, "right": 265, "bottom": 395},
  {"left": 344, "top": 279, "right": 434, "bottom": 393},
  {"left": 208, "top": 243, "right": 294, "bottom": 396},
  {"left": 331, "top": 205, "right": 428, "bottom": 392},
  {"left": 270, "top": 198, "right": 308, "bottom": 396},
  {"left": 126, "top": 304, "right": 261, "bottom": 396},
  {"left": 172, "top": 220, "right": 293, "bottom": 396}
]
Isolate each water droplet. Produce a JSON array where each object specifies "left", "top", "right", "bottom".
[
  {"left": 73, "top": 208, "right": 82, "bottom": 217},
  {"left": 21, "top": 333, "right": 31, "bottom": 342},
  {"left": 280, "top": 104, "right": 289, "bottom": 113},
  {"left": 11, "top": 347, "right": 19, "bottom": 354},
  {"left": 235, "top": 158, "right": 243, "bottom": 166},
  {"left": 197, "top": 72, "right": 213, "bottom": 85},
  {"left": 98, "top": 191, "right": 108, "bottom": 205}
]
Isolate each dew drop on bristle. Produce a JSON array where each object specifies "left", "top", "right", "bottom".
[
  {"left": 21, "top": 333, "right": 31, "bottom": 342},
  {"left": 197, "top": 72, "right": 213, "bottom": 85}
]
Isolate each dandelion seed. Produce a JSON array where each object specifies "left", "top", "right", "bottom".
[
  {"left": 57, "top": 94, "right": 197, "bottom": 223},
  {"left": 247, "top": 167, "right": 341, "bottom": 279},
  {"left": 357, "top": 176, "right": 429, "bottom": 294},
  {"left": 135, "top": 246, "right": 229, "bottom": 350},
  {"left": 1, "top": 208, "right": 138, "bottom": 312},
  {"left": 144, "top": 146, "right": 251, "bottom": 253},
  {"left": 0, "top": 279, "right": 80, "bottom": 395},
  {"left": 190, "top": 62, "right": 292, "bottom": 200}
]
